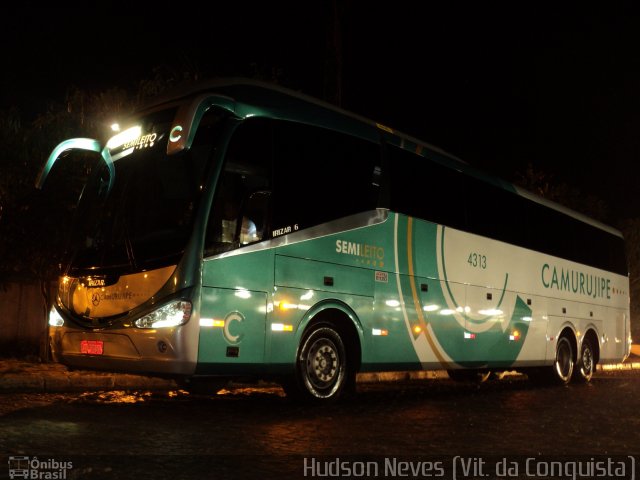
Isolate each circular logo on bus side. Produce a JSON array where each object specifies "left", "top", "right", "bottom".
[{"left": 223, "top": 312, "right": 244, "bottom": 344}]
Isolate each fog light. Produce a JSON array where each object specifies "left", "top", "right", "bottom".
[{"left": 48, "top": 307, "right": 64, "bottom": 327}]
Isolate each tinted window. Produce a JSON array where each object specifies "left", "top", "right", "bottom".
[
  {"left": 388, "top": 145, "right": 466, "bottom": 230},
  {"left": 272, "top": 121, "right": 381, "bottom": 235},
  {"left": 205, "top": 118, "right": 382, "bottom": 254},
  {"left": 387, "top": 144, "right": 626, "bottom": 275},
  {"left": 205, "top": 119, "right": 273, "bottom": 256}
]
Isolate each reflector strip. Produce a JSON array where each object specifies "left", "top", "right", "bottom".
[
  {"left": 271, "top": 323, "right": 293, "bottom": 332},
  {"left": 200, "top": 318, "right": 225, "bottom": 327},
  {"left": 372, "top": 328, "right": 389, "bottom": 336}
]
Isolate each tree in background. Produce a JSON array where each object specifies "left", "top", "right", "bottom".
[
  {"left": 514, "top": 163, "right": 609, "bottom": 223},
  {"left": 0, "top": 64, "right": 237, "bottom": 283},
  {"left": 0, "top": 87, "right": 131, "bottom": 282}
]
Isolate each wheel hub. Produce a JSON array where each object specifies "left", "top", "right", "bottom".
[{"left": 311, "top": 345, "right": 337, "bottom": 382}]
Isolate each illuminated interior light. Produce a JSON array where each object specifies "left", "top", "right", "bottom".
[
  {"left": 478, "top": 309, "right": 503, "bottom": 316},
  {"left": 465, "top": 306, "right": 471, "bottom": 313},
  {"left": 423, "top": 304, "right": 439, "bottom": 312},
  {"left": 385, "top": 299, "right": 400, "bottom": 307},
  {"left": 106, "top": 125, "right": 142, "bottom": 149},
  {"left": 456, "top": 306, "right": 464, "bottom": 313},
  {"left": 300, "top": 290, "right": 314, "bottom": 301},
  {"left": 110, "top": 123, "right": 120, "bottom": 132},
  {"left": 271, "top": 323, "right": 293, "bottom": 332},
  {"left": 440, "top": 309, "right": 455, "bottom": 315}
]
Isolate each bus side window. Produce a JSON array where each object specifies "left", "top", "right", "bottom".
[
  {"left": 204, "top": 119, "right": 273, "bottom": 256},
  {"left": 272, "top": 120, "right": 380, "bottom": 234}
]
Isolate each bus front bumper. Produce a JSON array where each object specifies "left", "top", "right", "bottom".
[{"left": 49, "top": 324, "right": 198, "bottom": 377}]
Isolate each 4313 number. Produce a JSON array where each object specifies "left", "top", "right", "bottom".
[{"left": 468, "top": 253, "right": 487, "bottom": 269}]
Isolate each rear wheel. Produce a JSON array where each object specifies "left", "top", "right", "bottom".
[
  {"left": 573, "top": 338, "right": 595, "bottom": 383},
  {"left": 529, "top": 335, "right": 574, "bottom": 386},
  {"left": 552, "top": 336, "right": 574, "bottom": 385},
  {"left": 285, "top": 324, "right": 350, "bottom": 402}
]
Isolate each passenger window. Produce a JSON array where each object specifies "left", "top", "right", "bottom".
[
  {"left": 272, "top": 121, "right": 381, "bottom": 234},
  {"left": 204, "top": 119, "right": 273, "bottom": 256}
]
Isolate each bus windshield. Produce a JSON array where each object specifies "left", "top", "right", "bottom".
[{"left": 67, "top": 106, "right": 227, "bottom": 274}]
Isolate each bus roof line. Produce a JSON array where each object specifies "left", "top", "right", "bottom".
[
  {"left": 139, "top": 77, "right": 468, "bottom": 165},
  {"left": 513, "top": 186, "right": 623, "bottom": 238},
  {"left": 139, "top": 78, "right": 622, "bottom": 239}
]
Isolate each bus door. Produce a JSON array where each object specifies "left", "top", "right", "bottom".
[{"left": 197, "top": 120, "right": 274, "bottom": 374}]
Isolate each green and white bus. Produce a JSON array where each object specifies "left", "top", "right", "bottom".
[{"left": 40, "top": 79, "right": 631, "bottom": 401}]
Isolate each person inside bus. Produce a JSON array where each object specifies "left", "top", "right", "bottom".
[{"left": 207, "top": 172, "right": 261, "bottom": 253}]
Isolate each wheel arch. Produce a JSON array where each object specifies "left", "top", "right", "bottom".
[{"left": 296, "top": 299, "right": 364, "bottom": 373}]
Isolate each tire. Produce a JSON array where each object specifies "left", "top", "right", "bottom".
[
  {"left": 527, "top": 336, "right": 574, "bottom": 386},
  {"left": 287, "top": 324, "right": 350, "bottom": 402},
  {"left": 573, "top": 338, "right": 595, "bottom": 383},
  {"left": 552, "top": 336, "right": 574, "bottom": 385}
]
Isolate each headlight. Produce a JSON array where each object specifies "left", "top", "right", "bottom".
[
  {"left": 134, "top": 300, "right": 192, "bottom": 329},
  {"left": 49, "top": 307, "right": 64, "bottom": 327}
]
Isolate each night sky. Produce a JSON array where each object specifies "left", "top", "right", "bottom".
[{"left": 4, "top": 2, "right": 640, "bottom": 225}]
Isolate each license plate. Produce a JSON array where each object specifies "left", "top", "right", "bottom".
[{"left": 80, "top": 340, "right": 104, "bottom": 355}]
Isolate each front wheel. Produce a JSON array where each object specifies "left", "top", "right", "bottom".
[{"left": 286, "top": 324, "right": 350, "bottom": 402}]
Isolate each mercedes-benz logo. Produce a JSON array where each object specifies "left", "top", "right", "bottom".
[{"left": 91, "top": 292, "right": 101, "bottom": 306}]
